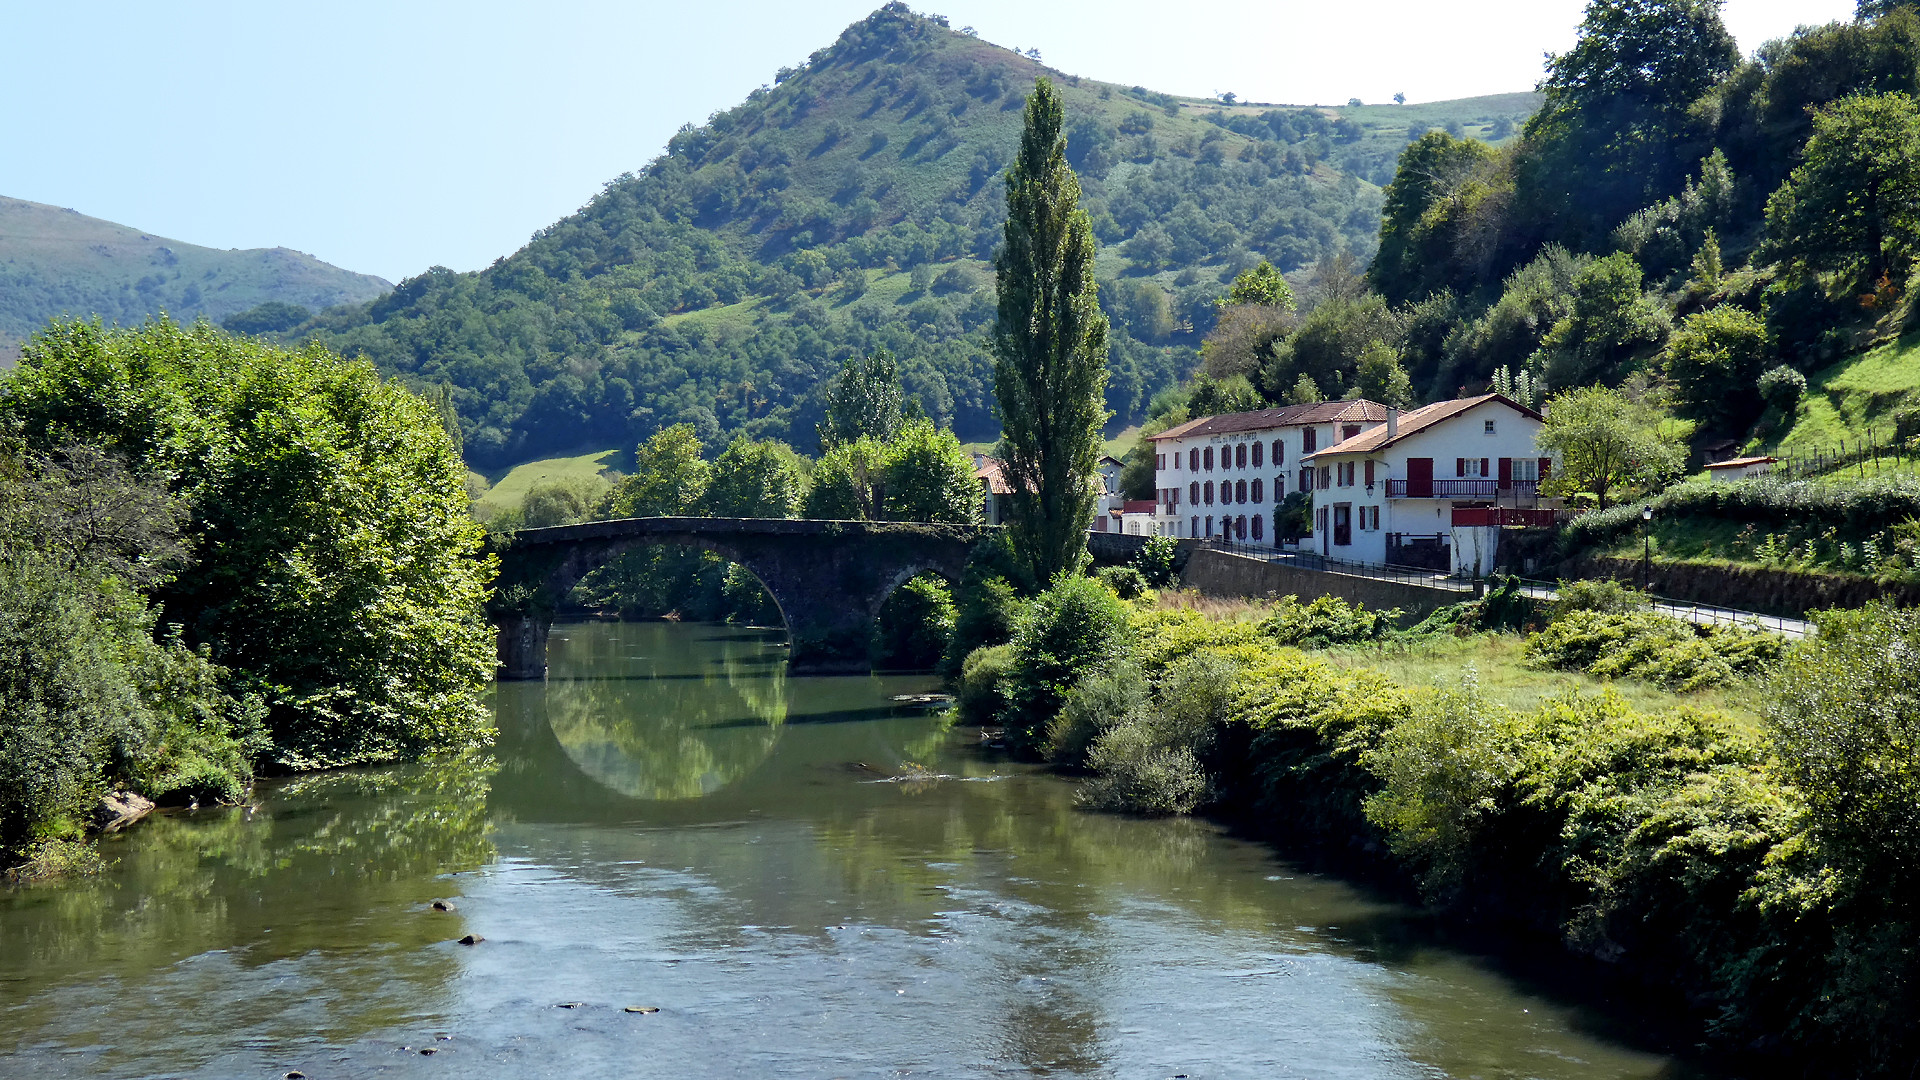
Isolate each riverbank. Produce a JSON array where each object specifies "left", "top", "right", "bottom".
[{"left": 960, "top": 579, "right": 1917, "bottom": 1076}]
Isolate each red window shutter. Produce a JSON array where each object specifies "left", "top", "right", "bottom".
[
  {"left": 1456, "top": 458, "right": 1465, "bottom": 477},
  {"left": 1539, "top": 457, "right": 1552, "bottom": 480},
  {"left": 1498, "top": 458, "right": 1512, "bottom": 485},
  {"left": 1364, "top": 459, "right": 1375, "bottom": 485},
  {"left": 1481, "top": 458, "right": 1489, "bottom": 477}
]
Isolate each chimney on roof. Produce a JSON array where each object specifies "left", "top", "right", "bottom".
[
  {"left": 1387, "top": 409, "right": 1398, "bottom": 438},
  {"left": 972, "top": 452, "right": 985, "bottom": 469}
]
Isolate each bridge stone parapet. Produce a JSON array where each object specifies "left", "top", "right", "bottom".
[{"left": 490, "top": 517, "right": 984, "bottom": 678}]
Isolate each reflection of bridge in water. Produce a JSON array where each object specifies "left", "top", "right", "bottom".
[{"left": 490, "top": 517, "right": 1158, "bottom": 677}]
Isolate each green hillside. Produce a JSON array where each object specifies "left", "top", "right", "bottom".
[
  {"left": 0, "top": 196, "right": 391, "bottom": 358},
  {"left": 283, "top": 5, "right": 1534, "bottom": 467}
]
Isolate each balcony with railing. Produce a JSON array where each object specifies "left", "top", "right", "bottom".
[{"left": 1383, "top": 479, "right": 1541, "bottom": 502}]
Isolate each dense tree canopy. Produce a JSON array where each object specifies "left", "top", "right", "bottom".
[
  {"left": 1, "top": 319, "right": 496, "bottom": 769},
  {"left": 1765, "top": 92, "right": 1920, "bottom": 286}
]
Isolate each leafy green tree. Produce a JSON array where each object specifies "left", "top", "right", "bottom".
[
  {"left": 881, "top": 420, "right": 978, "bottom": 523},
  {"left": 819, "top": 349, "right": 905, "bottom": 450},
  {"left": 1223, "top": 260, "right": 1296, "bottom": 310},
  {"left": 1261, "top": 293, "right": 1399, "bottom": 400},
  {"left": 993, "top": 78, "right": 1110, "bottom": 586},
  {"left": 1768, "top": 602, "right": 1920, "bottom": 888},
  {"left": 1369, "top": 131, "right": 1500, "bottom": 304},
  {"left": 801, "top": 437, "right": 886, "bottom": 519},
  {"left": 1355, "top": 341, "right": 1415, "bottom": 407},
  {"left": 1284, "top": 372, "right": 1325, "bottom": 405},
  {"left": 1765, "top": 92, "right": 1920, "bottom": 288},
  {"left": 521, "top": 475, "right": 610, "bottom": 527},
  {"left": 1186, "top": 373, "right": 1262, "bottom": 417},
  {"left": 3, "top": 318, "right": 492, "bottom": 770},
  {"left": 1663, "top": 305, "right": 1768, "bottom": 432},
  {"left": 1516, "top": 0, "right": 1740, "bottom": 245},
  {"left": 1537, "top": 252, "right": 1667, "bottom": 387},
  {"left": 608, "top": 424, "right": 710, "bottom": 517},
  {"left": 1537, "top": 383, "right": 1690, "bottom": 509},
  {"left": 704, "top": 436, "right": 806, "bottom": 518}
]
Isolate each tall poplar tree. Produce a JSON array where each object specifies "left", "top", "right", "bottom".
[{"left": 993, "top": 78, "right": 1109, "bottom": 587}]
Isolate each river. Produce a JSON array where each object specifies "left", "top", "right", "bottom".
[{"left": 0, "top": 621, "right": 1710, "bottom": 1079}]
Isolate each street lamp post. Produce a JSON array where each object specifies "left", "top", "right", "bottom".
[{"left": 1641, "top": 506, "right": 1654, "bottom": 592}]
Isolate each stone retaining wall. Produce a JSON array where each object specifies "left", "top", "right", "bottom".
[{"left": 1179, "top": 549, "right": 1469, "bottom": 624}]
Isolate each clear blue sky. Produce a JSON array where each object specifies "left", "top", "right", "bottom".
[{"left": 0, "top": 0, "right": 1855, "bottom": 283}]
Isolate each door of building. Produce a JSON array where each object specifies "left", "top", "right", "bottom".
[
  {"left": 1333, "top": 503, "right": 1352, "bottom": 547},
  {"left": 1406, "top": 457, "right": 1433, "bottom": 498},
  {"left": 1316, "top": 506, "right": 1329, "bottom": 556}
]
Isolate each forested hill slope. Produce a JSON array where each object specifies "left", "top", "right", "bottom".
[
  {"left": 289, "top": 4, "right": 1535, "bottom": 467},
  {"left": 0, "top": 196, "right": 391, "bottom": 357}
]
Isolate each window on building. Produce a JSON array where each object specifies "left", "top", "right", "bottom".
[
  {"left": 1204, "top": 481, "right": 1214, "bottom": 505},
  {"left": 1189, "top": 481, "right": 1200, "bottom": 505},
  {"left": 1342, "top": 424, "right": 1361, "bottom": 441},
  {"left": 1236, "top": 515, "right": 1247, "bottom": 540},
  {"left": 1302, "top": 428, "right": 1317, "bottom": 453},
  {"left": 1251, "top": 514, "right": 1263, "bottom": 540},
  {"left": 1319, "top": 465, "right": 1332, "bottom": 489},
  {"left": 1156, "top": 453, "right": 1165, "bottom": 469},
  {"left": 1274, "top": 474, "right": 1284, "bottom": 497},
  {"left": 1190, "top": 515, "right": 1198, "bottom": 537},
  {"left": 1300, "top": 467, "right": 1313, "bottom": 491},
  {"left": 1510, "top": 458, "right": 1538, "bottom": 483},
  {"left": 1205, "top": 515, "right": 1214, "bottom": 537},
  {"left": 1235, "top": 479, "right": 1247, "bottom": 503},
  {"left": 1235, "top": 443, "right": 1247, "bottom": 469},
  {"left": 1204, "top": 446, "right": 1214, "bottom": 471},
  {"left": 1189, "top": 448, "right": 1199, "bottom": 471},
  {"left": 1367, "top": 506, "right": 1380, "bottom": 530},
  {"left": 1251, "top": 479, "right": 1263, "bottom": 503},
  {"left": 1337, "top": 461, "right": 1354, "bottom": 487},
  {"left": 1251, "top": 441, "right": 1263, "bottom": 468},
  {"left": 1484, "top": 419, "right": 1496, "bottom": 434},
  {"left": 1455, "top": 458, "right": 1490, "bottom": 478}
]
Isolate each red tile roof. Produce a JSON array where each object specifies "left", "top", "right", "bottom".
[
  {"left": 974, "top": 458, "right": 1013, "bottom": 495},
  {"left": 1301, "top": 393, "right": 1544, "bottom": 459},
  {"left": 1147, "top": 399, "right": 1389, "bottom": 442}
]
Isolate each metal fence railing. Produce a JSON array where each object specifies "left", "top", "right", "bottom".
[{"left": 1197, "top": 541, "right": 1813, "bottom": 637}]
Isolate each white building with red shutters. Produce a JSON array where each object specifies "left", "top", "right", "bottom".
[
  {"left": 1146, "top": 400, "right": 1392, "bottom": 543},
  {"left": 1299, "top": 393, "right": 1553, "bottom": 575}
]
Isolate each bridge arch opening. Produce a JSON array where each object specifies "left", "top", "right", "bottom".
[
  {"left": 872, "top": 569, "right": 958, "bottom": 671},
  {"left": 567, "top": 543, "right": 788, "bottom": 631}
]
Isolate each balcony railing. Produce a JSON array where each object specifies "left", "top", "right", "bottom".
[{"left": 1384, "top": 479, "right": 1539, "bottom": 500}]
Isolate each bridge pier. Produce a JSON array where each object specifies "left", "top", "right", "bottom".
[{"left": 497, "top": 612, "right": 552, "bottom": 680}]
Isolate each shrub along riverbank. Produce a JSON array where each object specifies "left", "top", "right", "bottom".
[{"left": 954, "top": 569, "right": 1917, "bottom": 1074}]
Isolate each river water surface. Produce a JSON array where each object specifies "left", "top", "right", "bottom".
[{"left": 1, "top": 622, "right": 1709, "bottom": 1079}]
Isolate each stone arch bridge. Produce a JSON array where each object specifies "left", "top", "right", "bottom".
[{"left": 490, "top": 517, "right": 1158, "bottom": 678}]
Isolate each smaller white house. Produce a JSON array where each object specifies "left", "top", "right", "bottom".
[
  {"left": 1301, "top": 393, "right": 1553, "bottom": 576},
  {"left": 1706, "top": 455, "right": 1777, "bottom": 482}
]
